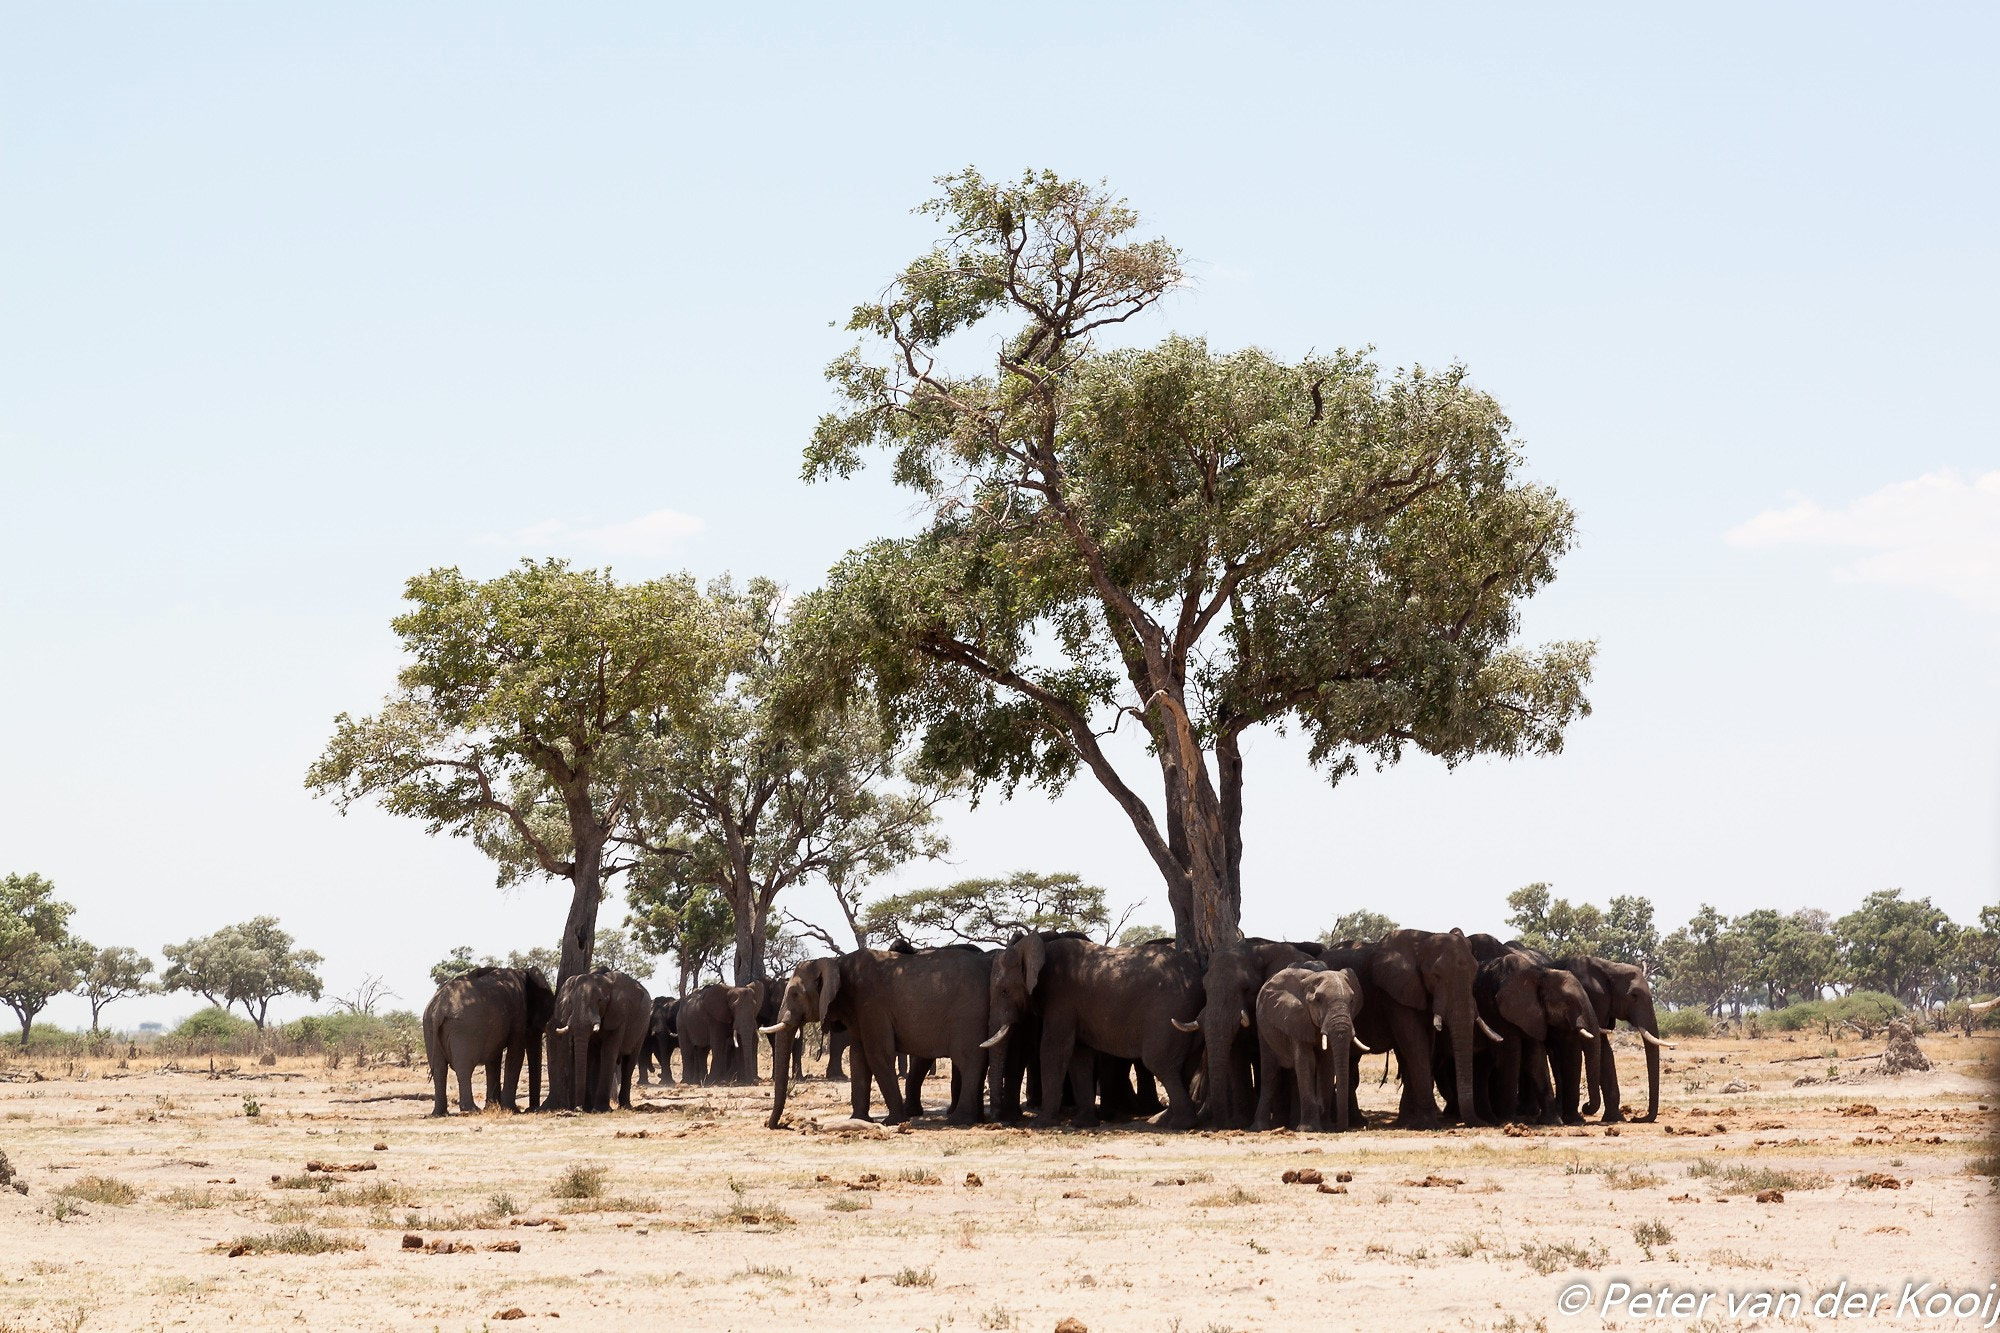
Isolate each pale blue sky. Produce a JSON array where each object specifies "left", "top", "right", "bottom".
[{"left": 4, "top": 4, "right": 1995, "bottom": 1029}]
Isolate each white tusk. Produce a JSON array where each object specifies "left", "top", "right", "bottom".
[
  {"left": 1171, "top": 1018, "right": 1200, "bottom": 1033},
  {"left": 591, "top": 1023, "right": 600, "bottom": 1033},
  {"left": 1320, "top": 1032, "right": 1329, "bottom": 1050},
  {"left": 1477, "top": 1017, "right": 1504, "bottom": 1043},
  {"left": 1576, "top": 1026, "right": 1593, "bottom": 1042},
  {"left": 1432, "top": 1013, "right": 1444, "bottom": 1032},
  {"left": 758, "top": 1023, "right": 786, "bottom": 1035},
  {"left": 1238, "top": 1010, "right": 1250, "bottom": 1030},
  {"left": 979, "top": 1024, "right": 1012, "bottom": 1050},
  {"left": 1639, "top": 1030, "right": 1663, "bottom": 1048},
  {"left": 1352, "top": 1036, "right": 1371, "bottom": 1054},
  {"left": 554, "top": 1025, "right": 570, "bottom": 1035}
]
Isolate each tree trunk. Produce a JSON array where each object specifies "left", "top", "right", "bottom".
[{"left": 16, "top": 1013, "right": 31, "bottom": 1047}]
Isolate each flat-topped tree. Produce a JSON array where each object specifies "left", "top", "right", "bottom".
[
  {"left": 77, "top": 945, "right": 157, "bottom": 1033},
  {"left": 161, "top": 917, "right": 322, "bottom": 1030},
  {"left": 799, "top": 168, "right": 1595, "bottom": 961},
  {"left": 0, "top": 873, "right": 87, "bottom": 1045},
  {"left": 307, "top": 559, "right": 713, "bottom": 985}
]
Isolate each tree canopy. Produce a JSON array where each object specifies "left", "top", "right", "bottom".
[
  {"left": 797, "top": 169, "right": 1593, "bottom": 959},
  {"left": 76, "top": 945, "right": 156, "bottom": 1033},
  {"left": 161, "top": 917, "right": 324, "bottom": 1030},
  {"left": 307, "top": 559, "right": 717, "bottom": 984},
  {"left": 0, "top": 872, "right": 87, "bottom": 1045},
  {"left": 620, "top": 577, "right": 952, "bottom": 982},
  {"left": 857, "top": 870, "right": 1129, "bottom": 948},
  {"left": 1319, "top": 908, "right": 1400, "bottom": 946}
]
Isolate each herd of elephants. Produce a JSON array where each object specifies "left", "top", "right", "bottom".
[{"left": 422, "top": 927, "right": 1668, "bottom": 1134}]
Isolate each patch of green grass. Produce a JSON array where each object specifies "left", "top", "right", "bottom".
[
  {"left": 58, "top": 1175, "right": 137, "bottom": 1206},
  {"left": 1193, "top": 1185, "right": 1259, "bottom": 1207},
  {"left": 1514, "top": 1239, "right": 1609, "bottom": 1275},
  {"left": 893, "top": 1265, "right": 936, "bottom": 1288},
  {"left": 1446, "top": 1232, "right": 1489, "bottom": 1258},
  {"left": 219, "top": 1226, "right": 362, "bottom": 1255},
  {"left": 552, "top": 1163, "right": 607, "bottom": 1199},
  {"left": 327, "top": 1179, "right": 411, "bottom": 1208},
  {"left": 271, "top": 1174, "right": 334, "bottom": 1193},
  {"left": 826, "top": 1195, "right": 871, "bottom": 1212},
  {"left": 709, "top": 1198, "right": 795, "bottom": 1229},
  {"left": 488, "top": 1191, "right": 518, "bottom": 1216},
  {"left": 558, "top": 1194, "right": 658, "bottom": 1214}
]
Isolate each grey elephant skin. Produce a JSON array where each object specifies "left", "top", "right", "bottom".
[
  {"left": 1462, "top": 950, "right": 1604, "bottom": 1125},
  {"left": 677, "top": 981, "right": 768, "bottom": 1084},
  {"left": 1560, "top": 954, "right": 1664, "bottom": 1122},
  {"left": 638, "top": 996, "right": 678, "bottom": 1086},
  {"left": 1253, "top": 966, "right": 1363, "bottom": 1132},
  {"left": 550, "top": 969, "right": 651, "bottom": 1113},
  {"left": 1194, "top": 939, "right": 1326, "bottom": 1129},
  {"left": 987, "top": 935, "right": 1202, "bottom": 1130},
  {"left": 422, "top": 966, "right": 556, "bottom": 1117},
  {"left": 1314, "top": 928, "right": 1487, "bottom": 1129},
  {"left": 762, "top": 947, "right": 992, "bottom": 1128}
]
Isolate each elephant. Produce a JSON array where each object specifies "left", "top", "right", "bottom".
[
  {"left": 1457, "top": 951, "right": 1603, "bottom": 1125},
  {"left": 637, "top": 996, "right": 678, "bottom": 1086},
  {"left": 1315, "top": 928, "right": 1495, "bottom": 1129},
  {"left": 985, "top": 934, "right": 1203, "bottom": 1130},
  {"left": 755, "top": 983, "right": 806, "bottom": 1081},
  {"left": 676, "top": 981, "right": 767, "bottom": 1084},
  {"left": 422, "top": 966, "right": 556, "bottom": 1116},
  {"left": 1193, "top": 939, "right": 1326, "bottom": 1128},
  {"left": 1252, "top": 966, "right": 1364, "bottom": 1132},
  {"left": 549, "top": 968, "right": 652, "bottom": 1113},
  {"left": 761, "top": 947, "right": 993, "bottom": 1128},
  {"left": 1560, "top": 955, "right": 1665, "bottom": 1122}
]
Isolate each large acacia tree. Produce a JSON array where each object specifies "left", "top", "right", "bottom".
[
  {"left": 622, "top": 578, "right": 953, "bottom": 984},
  {"left": 307, "top": 559, "right": 715, "bottom": 984},
  {"left": 799, "top": 170, "right": 1595, "bottom": 960}
]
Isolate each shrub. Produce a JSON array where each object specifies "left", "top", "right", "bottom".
[
  {"left": 166, "top": 1006, "right": 256, "bottom": 1053},
  {"left": 58, "top": 1175, "right": 136, "bottom": 1206},
  {"left": 552, "top": 1164, "right": 607, "bottom": 1199},
  {"left": 1657, "top": 1008, "right": 1713, "bottom": 1038},
  {"left": 220, "top": 1226, "right": 362, "bottom": 1255}
]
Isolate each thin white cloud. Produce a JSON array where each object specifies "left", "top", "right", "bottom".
[
  {"left": 483, "top": 507, "right": 706, "bottom": 560},
  {"left": 1727, "top": 470, "right": 2000, "bottom": 612}
]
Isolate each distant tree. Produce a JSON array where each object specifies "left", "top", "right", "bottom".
[
  {"left": 330, "top": 973, "right": 398, "bottom": 1017},
  {"left": 0, "top": 873, "right": 88, "bottom": 1045},
  {"left": 428, "top": 946, "right": 480, "bottom": 987},
  {"left": 1835, "top": 889, "right": 1955, "bottom": 1004},
  {"left": 590, "top": 926, "right": 658, "bottom": 983},
  {"left": 307, "top": 560, "right": 715, "bottom": 986},
  {"left": 1656, "top": 904, "right": 1751, "bottom": 1015},
  {"left": 501, "top": 946, "right": 560, "bottom": 979},
  {"left": 1598, "top": 895, "right": 1660, "bottom": 968},
  {"left": 161, "top": 917, "right": 324, "bottom": 1030},
  {"left": 75, "top": 945, "right": 157, "bottom": 1033},
  {"left": 859, "top": 872, "right": 1130, "bottom": 948},
  {"left": 628, "top": 881, "right": 734, "bottom": 995},
  {"left": 1318, "top": 909, "right": 1399, "bottom": 946},
  {"left": 1949, "top": 906, "right": 2000, "bottom": 998},
  {"left": 1117, "top": 922, "right": 1174, "bottom": 947},
  {"left": 796, "top": 169, "right": 1594, "bottom": 960},
  {"left": 622, "top": 577, "right": 954, "bottom": 983},
  {"left": 1505, "top": 883, "right": 1605, "bottom": 957}
]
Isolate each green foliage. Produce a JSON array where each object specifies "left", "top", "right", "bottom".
[
  {"left": 1117, "top": 922, "right": 1173, "bottom": 946},
  {"left": 306, "top": 558, "right": 717, "bottom": 979},
  {"left": 170, "top": 1005, "right": 256, "bottom": 1048},
  {"left": 0, "top": 872, "right": 89, "bottom": 1044},
  {"left": 1763, "top": 991, "right": 1903, "bottom": 1035},
  {"left": 623, "top": 576, "right": 953, "bottom": 981},
  {"left": 1503, "top": 883, "right": 1652, "bottom": 961},
  {"left": 861, "top": 871, "right": 1119, "bottom": 947},
  {"left": 75, "top": 944, "right": 156, "bottom": 1032},
  {"left": 1320, "top": 909, "right": 1399, "bottom": 946},
  {"left": 1656, "top": 1008, "right": 1713, "bottom": 1038},
  {"left": 161, "top": 917, "right": 323, "bottom": 1029},
  {"left": 798, "top": 168, "right": 1593, "bottom": 953},
  {"left": 1835, "top": 889, "right": 1955, "bottom": 1003},
  {"left": 626, "top": 883, "right": 734, "bottom": 989}
]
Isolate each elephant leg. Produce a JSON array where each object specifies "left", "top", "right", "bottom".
[
  {"left": 500, "top": 1043, "right": 525, "bottom": 1112},
  {"left": 1493, "top": 1040, "right": 1522, "bottom": 1122},
  {"left": 485, "top": 1059, "right": 503, "bottom": 1110},
  {"left": 1384, "top": 1008, "right": 1440, "bottom": 1128},
  {"left": 902, "top": 1058, "right": 932, "bottom": 1118},
  {"left": 429, "top": 1041, "right": 450, "bottom": 1117},
  {"left": 1251, "top": 1037, "right": 1282, "bottom": 1132},
  {"left": 1555, "top": 1043, "right": 1584, "bottom": 1125},
  {"left": 1034, "top": 1018, "right": 1077, "bottom": 1125},
  {"left": 454, "top": 1055, "right": 479, "bottom": 1114},
  {"left": 848, "top": 1041, "right": 873, "bottom": 1120},
  {"left": 1528, "top": 1041, "right": 1559, "bottom": 1125},
  {"left": 1300, "top": 1049, "right": 1331, "bottom": 1133},
  {"left": 1066, "top": 1045, "right": 1100, "bottom": 1128},
  {"left": 871, "top": 1048, "right": 909, "bottom": 1124},
  {"left": 826, "top": 1028, "right": 848, "bottom": 1081},
  {"left": 947, "top": 1049, "right": 985, "bottom": 1126},
  {"left": 618, "top": 1054, "right": 636, "bottom": 1110}
]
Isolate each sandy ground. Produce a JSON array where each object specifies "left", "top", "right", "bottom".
[{"left": 0, "top": 1031, "right": 1994, "bottom": 1333}]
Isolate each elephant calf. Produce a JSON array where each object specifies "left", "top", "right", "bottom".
[{"left": 1252, "top": 966, "right": 1364, "bottom": 1133}]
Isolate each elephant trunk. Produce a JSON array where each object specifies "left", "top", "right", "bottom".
[
  {"left": 527, "top": 1027, "right": 543, "bottom": 1112},
  {"left": 1200, "top": 1002, "right": 1249, "bottom": 1129},
  {"left": 1447, "top": 999, "right": 1479, "bottom": 1127},
  {"left": 1331, "top": 1015, "right": 1353, "bottom": 1132},
  {"left": 1636, "top": 999, "right": 1662, "bottom": 1121},
  {"left": 571, "top": 1031, "right": 591, "bottom": 1113},
  {"left": 765, "top": 1025, "right": 796, "bottom": 1130}
]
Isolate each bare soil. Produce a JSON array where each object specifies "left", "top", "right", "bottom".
[{"left": 1, "top": 1031, "right": 1994, "bottom": 1332}]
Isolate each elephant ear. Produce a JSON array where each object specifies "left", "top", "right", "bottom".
[
  {"left": 1496, "top": 969, "right": 1547, "bottom": 1041},
  {"left": 1366, "top": 942, "right": 1428, "bottom": 1013},
  {"left": 1020, "top": 933, "right": 1048, "bottom": 996},
  {"left": 810, "top": 959, "right": 841, "bottom": 1021}
]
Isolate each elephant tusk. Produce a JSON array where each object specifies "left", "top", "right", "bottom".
[
  {"left": 1432, "top": 1012, "right": 1444, "bottom": 1032},
  {"left": 1476, "top": 1017, "right": 1505, "bottom": 1043},
  {"left": 554, "top": 1025, "right": 570, "bottom": 1035},
  {"left": 1576, "top": 1025, "right": 1594, "bottom": 1042},
  {"left": 591, "top": 1023, "right": 601, "bottom": 1034},
  {"left": 979, "top": 1024, "right": 1012, "bottom": 1050},
  {"left": 1638, "top": 1030, "right": 1664, "bottom": 1048},
  {"left": 1238, "top": 1010, "right": 1250, "bottom": 1030},
  {"left": 1170, "top": 1018, "right": 1200, "bottom": 1033},
  {"left": 1320, "top": 1032, "right": 1328, "bottom": 1051},
  {"left": 758, "top": 1023, "right": 786, "bottom": 1035},
  {"left": 1352, "top": 1036, "right": 1372, "bottom": 1054}
]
